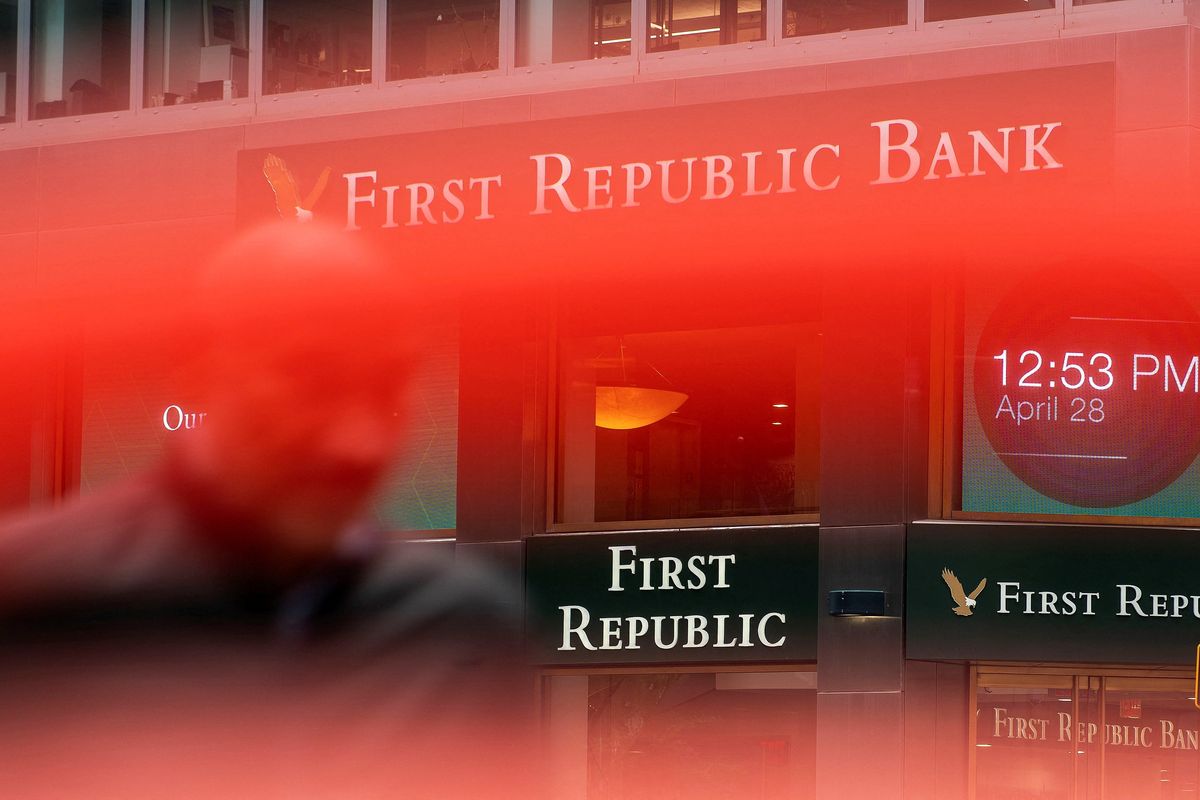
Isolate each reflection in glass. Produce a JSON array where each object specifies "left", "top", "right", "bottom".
[
  {"left": 0, "top": 0, "right": 14, "bottom": 122},
  {"left": 545, "top": 673, "right": 816, "bottom": 800},
  {"left": 783, "top": 0, "right": 906, "bottom": 37},
  {"left": 31, "top": 0, "right": 131, "bottom": 120},
  {"left": 264, "top": 0, "right": 372, "bottom": 94},
  {"left": 975, "top": 678, "right": 1082, "bottom": 800},
  {"left": 516, "top": 0, "right": 632, "bottom": 65},
  {"left": 388, "top": 0, "right": 500, "bottom": 80},
  {"left": 925, "top": 0, "right": 1053, "bottom": 22},
  {"left": 648, "top": 0, "right": 764, "bottom": 52},
  {"left": 1103, "top": 679, "right": 1200, "bottom": 800},
  {"left": 557, "top": 324, "right": 819, "bottom": 524},
  {"left": 146, "top": 0, "right": 249, "bottom": 106},
  {"left": 79, "top": 328, "right": 459, "bottom": 532},
  {"left": 975, "top": 675, "right": 1200, "bottom": 800}
]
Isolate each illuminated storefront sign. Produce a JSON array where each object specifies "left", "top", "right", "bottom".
[
  {"left": 908, "top": 523, "right": 1200, "bottom": 665},
  {"left": 336, "top": 120, "right": 1064, "bottom": 230},
  {"left": 525, "top": 527, "right": 817, "bottom": 665},
  {"left": 236, "top": 64, "right": 1114, "bottom": 259}
]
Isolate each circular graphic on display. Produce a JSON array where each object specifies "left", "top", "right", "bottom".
[{"left": 973, "top": 268, "right": 1200, "bottom": 507}]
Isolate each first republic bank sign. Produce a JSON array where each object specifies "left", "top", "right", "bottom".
[
  {"left": 237, "top": 65, "right": 1114, "bottom": 236},
  {"left": 908, "top": 522, "right": 1200, "bottom": 666},
  {"left": 525, "top": 528, "right": 817, "bottom": 666}
]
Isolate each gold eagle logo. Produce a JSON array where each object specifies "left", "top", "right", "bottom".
[
  {"left": 941, "top": 568, "right": 986, "bottom": 617},
  {"left": 262, "top": 153, "right": 331, "bottom": 223}
]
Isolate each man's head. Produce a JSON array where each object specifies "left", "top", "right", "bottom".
[{"left": 179, "top": 223, "right": 411, "bottom": 563}]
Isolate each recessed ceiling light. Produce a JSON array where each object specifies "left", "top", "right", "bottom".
[
  {"left": 771, "top": 421, "right": 783, "bottom": 426},
  {"left": 772, "top": 403, "right": 789, "bottom": 408}
]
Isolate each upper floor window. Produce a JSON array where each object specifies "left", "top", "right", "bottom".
[
  {"left": 784, "top": 0, "right": 906, "bottom": 37},
  {"left": 926, "top": 0, "right": 1053, "bottom": 22},
  {"left": 264, "top": 0, "right": 372, "bottom": 94},
  {"left": 31, "top": 0, "right": 131, "bottom": 120},
  {"left": 145, "top": 0, "right": 249, "bottom": 106},
  {"left": 388, "top": 0, "right": 500, "bottom": 80},
  {"left": 0, "top": 0, "right": 14, "bottom": 122},
  {"left": 516, "top": 0, "right": 631, "bottom": 65},
  {"left": 648, "top": 0, "right": 764, "bottom": 52}
]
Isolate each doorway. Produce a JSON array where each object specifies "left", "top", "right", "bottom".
[{"left": 973, "top": 669, "right": 1200, "bottom": 799}]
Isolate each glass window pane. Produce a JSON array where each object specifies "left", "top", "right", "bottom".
[
  {"left": 925, "top": 0, "right": 1053, "bottom": 23},
  {"left": 648, "top": 0, "right": 764, "bottom": 52},
  {"left": 516, "top": 0, "right": 631, "bottom": 65},
  {"left": 79, "top": 329, "right": 459, "bottom": 533},
  {"left": 0, "top": 0, "right": 14, "bottom": 122},
  {"left": 1103, "top": 680, "right": 1200, "bottom": 798},
  {"left": 975, "top": 678, "right": 1093, "bottom": 800},
  {"left": 783, "top": 0, "right": 905, "bottom": 37},
  {"left": 264, "top": 0, "right": 372, "bottom": 95},
  {"left": 556, "top": 323, "right": 819, "bottom": 524},
  {"left": 145, "top": 0, "right": 248, "bottom": 106},
  {"left": 31, "top": 0, "right": 131, "bottom": 120},
  {"left": 388, "top": 0, "right": 500, "bottom": 80},
  {"left": 545, "top": 672, "right": 816, "bottom": 800}
]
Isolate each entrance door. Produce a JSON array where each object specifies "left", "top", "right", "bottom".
[{"left": 974, "top": 671, "right": 1200, "bottom": 799}]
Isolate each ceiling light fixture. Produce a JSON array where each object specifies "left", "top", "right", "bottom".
[{"left": 595, "top": 339, "right": 688, "bottom": 430}]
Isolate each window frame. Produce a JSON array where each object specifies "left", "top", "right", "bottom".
[
  {"left": 0, "top": 0, "right": 1188, "bottom": 148},
  {"left": 940, "top": 268, "right": 1200, "bottom": 529},
  {"left": 545, "top": 316, "right": 821, "bottom": 534},
  {"left": 970, "top": 665, "right": 1199, "bottom": 800}
]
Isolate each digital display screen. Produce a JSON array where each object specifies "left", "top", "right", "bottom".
[
  {"left": 79, "top": 332, "right": 459, "bottom": 532},
  {"left": 960, "top": 264, "right": 1200, "bottom": 519}
]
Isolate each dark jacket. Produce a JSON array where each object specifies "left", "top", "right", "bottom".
[{"left": 0, "top": 468, "right": 538, "bottom": 799}]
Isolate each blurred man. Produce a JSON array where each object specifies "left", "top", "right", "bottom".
[{"left": 0, "top": 223, "right": 536, "bottom": 799}]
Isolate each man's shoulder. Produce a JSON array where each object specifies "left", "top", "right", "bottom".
[
  {"left": 344, "top": 539, "right": 523, "bottom": 647},
  {"left": 0, "top": 473, "right": 213, "bottom": 618}
]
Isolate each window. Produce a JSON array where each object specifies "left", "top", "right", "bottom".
[
  {"left": 77, "top": 329, "right": 459, "bottom": 533},
  {"left": 975, "top": 673, "right": 1200, "bottom": 799},
  {"left": 263, "top": 0, "right": 372, "bottom": 94},
  {"left": 388, "top": 0, "right": 500, "bottom": 80},
  {"left": 556, "top": 323, "right": 818, "bottom": 526},
  {"left": 145, "top": 0, "right": 248, "bottom": 106},
  {"left": 925, "top": 0, "right": 1053, "bottom": 22},
  {"left": 31, "top": 0, "right": 131, "bottom": 120},
  {"left": 952, "top": 260, "right": 1200, "bottom": 524},
  {"left": 544, "top": 671, "right": 816, "bottom": 800},
  {"left": 516, "top": 0, "right": 631, "bottom": 65},
  {"left": 783, "top": 0, "right": 906, "bottom": 37},
  {"left": 647, "top": 0, "right": 764, "bottom": 52},
  {"left": 0, "top": 0, "right": 14, "bottom": 122}
]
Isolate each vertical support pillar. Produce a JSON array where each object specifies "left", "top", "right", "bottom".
[
  {"left": 247, "top": 0, "right": 263, "bottom": 100},
  {"left": 816, "top": 256, "right": 930, "bottom": 800},
  {"left": 498, "top": 0, "right": 517, "bottom": 74},
  {"left": 372, "top": 0, "right": 386, "bottom": 85},
  {"left": 765, "top": 0, "right": 782, "bottom": 44},
  {"left": 130, "top": 0, "right": 145, "bottom": 113}
]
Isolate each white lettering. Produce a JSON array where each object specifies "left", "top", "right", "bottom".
[
  {"left": 559, "top": 605, "right": 595, "bottom": 651},
  {"left": 344, "top": 170, "right": 377, "bottom": 231},
  {"left": 803, "top": 144, "right": 840, "bottom": 191},
  {"left": 871, "top": 119, "right": 920, "bottom": 185},
  {"left": 531, "top": 153, "right": 579, "bottom": 214}
]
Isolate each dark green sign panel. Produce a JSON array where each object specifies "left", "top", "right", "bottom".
[
  {"left": 526, "top": 526, "right": 818, "bottom": 666},
  {"left": 908, "top": 522, "right": 1200, "bottom": 665}
]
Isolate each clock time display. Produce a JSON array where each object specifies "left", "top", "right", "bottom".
[{"left": 966, "top": 268, "right": 1200, "bottom": 512}]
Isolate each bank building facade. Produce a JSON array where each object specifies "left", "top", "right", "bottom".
[{"left": 2, "top": 0, "right": 1200, "bottom": 797}]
